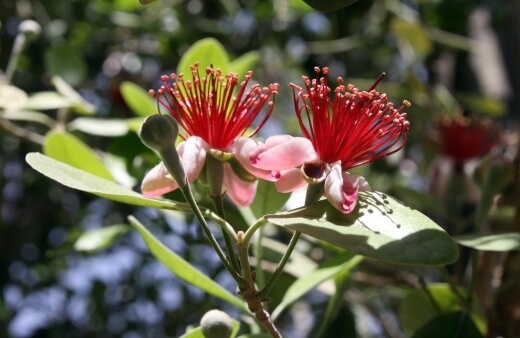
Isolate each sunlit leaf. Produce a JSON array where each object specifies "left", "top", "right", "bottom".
[
  {"left": 43, "top": 131, "right": 115, "bottom": 181},
  {"left": 128, "top": 216, "right": 249, "bottom": 312},
  {"left": 179, "top": 320, "right": 240, "bottom": 338},
  {"left": 411, "top": 311, "right": 483, "bottom": 338},
  {"left": 1, "top": 110, "right": 55, "bottom": 128},
  {"left": 177, "top": 38, "right": 230, "bottom": 76},
  {"left": 454, "top": 232, "right": 520, "bottom": 252},
  {"left": 74, "top": 224, "right": 129, "bottom": 252},
  {"left": 68, "top": 118, "right": 130, "bottom": 137},
  {"left": 237, "top": 335, "right": 272, "bottom": 338},
  {"left": 390, "top": 18, "right": 433, "bottom": 58},
  {"left": 301, "top": 0, "right": 359, "bottom": 12},
  {"left": 0, "top": 84, "right": 28, "bottom": 110},
  {"left": 266, "top": 192, "right": 458, "bottom": 265},
  {"left": 45, "top": 44, "right": 87, "bottom": 86},
  {"left": 24, "top": 92, "right": 74, "bottom": 110},
  {"left": 271, "top": 253, "right": 359, "bottom": 321},
  {"left": 52, "top": 76, "right": 95, "bottom": 115},
  {"left": 120, "top": 81, "right": 157, "bottom": 117},
  {"left": 26, "top": 152, "right": 185, "bottom": 210}
]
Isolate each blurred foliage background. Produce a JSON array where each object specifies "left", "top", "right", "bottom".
[{"left": 1, "top": 0, "right": 519, "bottom": 337}]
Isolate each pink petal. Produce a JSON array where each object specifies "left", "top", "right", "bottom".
[
  {"left": 178, "top": 136, "right": 209, "bottom": 184},
  {"left": 229, "top": 138, "right": 279, "bottom": 181},
  {"left": 223, "top": 163, "right": 257, "bottom": 207},
  {"left": 324, "top": 162, "right": 371, "bottom": 214},
  {"left": 249, "top": 135, "right": 318, "bottom": 171},
  {"left": 141, "top": 136, "right": 208, "bottom": 197},
  {"left": 142, "top": 162, "right": 178, "bottom": 196},
  {"left": 275, "top": 168, "right": 307, "bottom": 193}
]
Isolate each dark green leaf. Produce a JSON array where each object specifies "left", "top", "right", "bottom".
[
  {"left": 301, "top": 0, "right": 359, "bottom": 12},
  {"left": 454, "top": 232, "right": 520, "bottom": 252},
  {"left": 45, "top": 44, "right": 86, "bottom": 86},
  {"left": 26, "top": 152, "right": 185, "bottom": 210},
  {"left": 128, "top": 216, "right": 248, "bottom": 312},
  {"left": 266, "top": 192, "right": 458, "bottom": 265},
  {"left": 271, "top": 253, "right": 359, "bottom": 321},
  {"left": 411, "top": 311, "right": 483, "bottom": 338},
  {"left": 74, "top": 225, "right": 129, "bottom": 252}
]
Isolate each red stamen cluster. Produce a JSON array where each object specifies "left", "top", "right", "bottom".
[
  {"left": 149, "top": 62, "right": 279, "bottom": 149},
  {"left": 436, "top": 116, "right": 500, "bottom": 162},
  {"left": 291, "top": 67, "right": 410, "bottom": 170}
]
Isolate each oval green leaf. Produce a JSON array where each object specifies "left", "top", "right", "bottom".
[
  {"left": 68, "top": 118, "right": 130, "bottom": 137},
  {"left": 454, "top": 232, "right": 520, "bottom": 252},
  {"left": 129, "top": 216, "right": 248, "bottom": 313},
  {"left": 266, "top": 192, "right": 458, "bottom": 265},
  {"left": 52, "top": 76, "right": 95, "bottom": 115},
  {"left": 74, "top": 224, "right": 129, "bottom": 252},
  {"left": 26, "top": 152, "right": 185, "bottom": 210},
  {"left": 411, "top": 311, "right": 483, "bottom": 338},
  {"left": 43, "top": 131, "right": 115, "bottom": 181},
  {"left": 177, "top": 38, "right": 230, "bottom": 76},
  {"left": 120, "top": 81, "right": 157, "bottom": 117}
]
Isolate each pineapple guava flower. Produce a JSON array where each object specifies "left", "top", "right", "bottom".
[
  {"left": 250, "top": 67, "right": 410, "bottom": 213},
  {"left": 142, "top": 63, "right": 279, "bottom": 207}
]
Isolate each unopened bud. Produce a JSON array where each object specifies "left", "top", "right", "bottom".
[
  {"left": 200, "top": 309, "right": 233, "bottom": 338},
  {"left": 19, "top": 20, "right": 41, "bottom": 40},
  {"left": 139, "top": 114, "right": 179, "bottom": 152}
]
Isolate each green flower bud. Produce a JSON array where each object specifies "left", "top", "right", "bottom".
[
  {"left": 200, "top": 309, "right": 233, "bottom": 338},
  {"left": 139, "top": 114, "right": 179, "bottom": 152},
  {"left": 19, "top": 20, "right": 41, "bottom": 40}
]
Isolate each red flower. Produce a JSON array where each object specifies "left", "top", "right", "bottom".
[
  {"left": 250, "top": 67, "right": 410, "bottom": 213},
  {"left": 142, "top": 63, "right": 279, "bottom": 207},
  {"left": 435, "top": 116, "right": 500, "bottom": 163}
]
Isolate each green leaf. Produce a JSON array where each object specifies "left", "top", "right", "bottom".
[
  {"left": 399, "top": 284, "right": 464, "bottom": 336},
  {"left": 180, "top": 320, "right": 240, "bottom": 338},
  {"left": 52, "top": 76, "right": 95, "bottom": 115},
  {"left": 411, "top": 311, "right": 483, "bottom": 338},
  {"left": 74, "top": 224, "right": 129, "bottom": 252},
  {"left": 249, "top": 180, "right": 291, "bottom": 218},
  {"left": 390, "top": 18, "right": 433, "bottom": 58},
  {"left": 24, "top": 92, "right": 73, "bottom": 110},
  {"left": 68, "top": 118, "right": 130, "bottom": 137},
  {"left": 177, "top": 38, "right": 230, "bottom": 76},
  {"left": 43, "top": 131, "right": 115, "bottom": 181},
  {"left": 45, "top": 44, "right": 87, "bottom": 86},
  {"left": 237, "top": 335, "right": 272, "bottom": 338},
  {"left": 128, "top": 216, "right": 248, "bottom": 312},
  {"left": 301, "top": 0, "right": 359, "bottom": 12},
  {"left": 266, "top": 192, "right": 458, "bottom": 265},
  {"left": 120, "top": 81, "right": 157, "bottom": 117},
  {"left": 228, "top": 51, "right": 260, "bottom": 76},
  {"left": 26, "top": 152, "right": 185, "bottom": 210},
  {"left": 454, "top": 232, "right": 520, "bottom": 252},
  {"left": 271, "top": 253, "right": 360, "bottom": 321}
]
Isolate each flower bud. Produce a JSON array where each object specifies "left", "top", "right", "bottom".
[
  {"left": 19, "top": 20, "right": 41, "bottom": 41},
  {"left": 200, "top": 309, "right": 233, "bottom": 338},
  {"left": 139, "top": 114, "right": 179, "bottom": 152}
]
